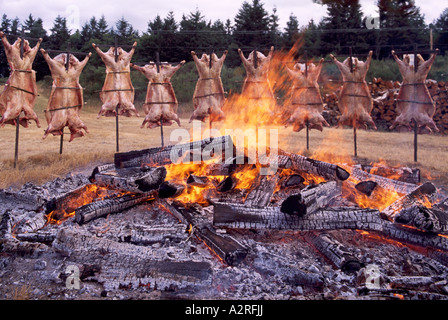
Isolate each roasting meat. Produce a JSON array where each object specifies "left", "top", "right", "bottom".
[
  {"left": 330, "top": 51, "right": 377, "bottom": 129},
  {"left": 0, "top": 31, "right": 41, "bottom": 128},
  {"left": 390, "top": 49, "right": 439, "bottom": 133},
  {"left": 93, "top": 43, "right": 139, "bottom": 118},
  {"left": 238, "top": 47, "right": 276, "bottom": 122},
  {"left": 41, "top": 49, "right": 91, "bottom": 142},
  {"left": 190, "top": 50, "right": 227, "bottom": 123},
  {"left": 132, "top": 60, "right": 185, "bottom": 128},
  {"left": 284, "top": 58, "right": 329, "bottom": 132}
]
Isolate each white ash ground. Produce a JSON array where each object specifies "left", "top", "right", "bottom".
[{"left": 1, "top": 172, "right": 448, "bottom": 300}]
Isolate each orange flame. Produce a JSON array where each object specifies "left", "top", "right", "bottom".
[{"left": 46, "top": 184, "right": 127, "bottom": 224}]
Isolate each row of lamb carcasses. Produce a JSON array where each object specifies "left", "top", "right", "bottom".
[{"left": 0, "top": 32, "right": 441, "bottom": 143}]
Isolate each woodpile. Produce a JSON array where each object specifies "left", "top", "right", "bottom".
[{"left": 322, "top": 78, "right": 448, "bottom": 133}]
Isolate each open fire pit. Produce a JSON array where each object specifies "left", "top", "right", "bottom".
[{"left": 1, "top": 135, "right": 448, "bottom": 301}]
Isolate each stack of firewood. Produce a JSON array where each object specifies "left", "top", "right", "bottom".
[{"left": 321, "top": 78, "right": 448, "bottom": 133}]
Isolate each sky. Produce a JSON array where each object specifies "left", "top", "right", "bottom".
[{"left": 0, "top": 0, "right": 445, "bottom": 34}]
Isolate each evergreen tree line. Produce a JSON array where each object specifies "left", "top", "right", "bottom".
[{"left": 1, "top": 0, "right": 447, "bottom": 82}]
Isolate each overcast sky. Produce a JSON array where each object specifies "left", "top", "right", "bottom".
[{"left": 0, "top": 0, "right": 444, "bottom": 33}]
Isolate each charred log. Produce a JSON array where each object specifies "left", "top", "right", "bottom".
[
  {"left": 244, "top": 174, "right": 280, "bottom": 208},
  {"left": 161, "top": 200, "right": 248, "bottom": 266},
  {"left": 355, "top": 181, "right": 378, "bottom": 197},
  {"left": 381, "top": 223, "right": 448, "bottom": 252},
  {"left": 382, "top": 182, "right": 437, "bottom": 221},
  {"left": 124, "top": 224, "right": 189, "bottom": 245},
  {"left": 257, "top": 154, "right": 292, "bottom": 170},
  {"left": 114, "top": 135, "right": 235, "bottom": 168},
  {"left": 394, "top": 205, "right": 448, "bottom": 234},
  {"left": 281, "top": 181, "right": 342, "bottom": 217},
  {"left": 90, "top": 165, "right": 166, "bottom": 193},
  {"left": 15, "top": 231, "right": 56, "bottom": 244},
  {"left": 213, "top": 204, "right": 383, "bottom": 230},
  {"left": 52, "top": 228, "right": 212, "bottom": 289},
  {"left": 278, "top": 149, "right": 349, "bottom": 181},
  {"left": 186, "top": 174, "right": 209, "bottom": 187},
  {"left": 216, "top": 175, "right": 237, "bottom": 193},
  {"left": 303, "top": 231, "right": 364, "bottom": 273},
  {"left": 0, "top": 189, "right": 45, "bottom": 212},
  {"left": 356, "top": 164, "right": 420, "bottom": 185},
  {"left": 349, "top": 166, "right": 419, "bottom": 195},
  {"left": 158, "top": 181, "right": 186, "bottom": 198},
  {"left": 75, "top": 191, "right": 157, "bottom": 225},
  {"left": 282, "top": 174, "right": 305, "bottom": 188}
]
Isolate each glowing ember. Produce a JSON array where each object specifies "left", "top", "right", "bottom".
[{"left": 46, "top": 184, "right": 127, "bottom": 225}]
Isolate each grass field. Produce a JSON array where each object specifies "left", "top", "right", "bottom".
[{"left": 1, "top": 84, "right": 447, "bottom": 190}]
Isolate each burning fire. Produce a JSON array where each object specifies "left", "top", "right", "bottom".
[{"left": 46, "top": 184, "right": 127, "bottom": 225}]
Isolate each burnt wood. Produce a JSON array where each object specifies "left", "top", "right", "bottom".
[
  {"left": 394, "top": 205, "right": 448, "bottom": 234},
  {"left": 161, "top": 200, "right": 248, "bottom": 266},
  {"left": 186, "top": 174, "right": 209, "bottom": 187},
  {"left": 75, "top": 191, "right": 157, "bottom": 225},
  {"left": 244, "top": 174, "right": 280, "bottom": 208},
  {"left": 213, "top": 204, "right": 383, "bottom": 231},
  {"left": 355, "top": 181, "right": 378, "bottom": 196},
  {"left": 349, "top": 166, "right": 419, "bottom": 195},
  {"left": 216, "top": 175, "right": 237, "bottom": 192},
  {"left": 278, "top": 149, "right": 350, "bottom": 181},
  {"left": 381, "top": 182, "right": 437, "bottom": 221},
  {"left": 52, "top": 228, "right": 212, "bottom": 288},
  {"left": 356, "top": 164, "right": 420, "bottom": 185},
  {"left": 303, "top": 231, "right": 364, "bottom": 273},
  {"left": 158, "top": 181, "right": 186, "bottom": 198},
  {"left": 114, "top": 135, "right": 236, "bottom": 168},
  {"left": 90, "top": 165, "right": 166, "bottom": 193}
]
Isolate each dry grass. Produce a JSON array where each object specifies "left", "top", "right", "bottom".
[{"left": 1, "top": 84, "right": 447, "bottom": 189}]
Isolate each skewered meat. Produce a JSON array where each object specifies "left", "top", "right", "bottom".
[
  {"left": 284, "top": 58, "right": 329, "bottom": 132},
  {"left": 390, "top": 49, "right": 439, "bottom": 133},
  {"left": 131, "top": 60, "right": 185, "bottom": 128},
  {"left": 190, "top": 50, "right": 227, "bottom": 123},
  {"left": 40, "top": 49, "right": 91, "bottom": 142},
  {"left": 93, "top": 42, "right": 139, "bottom": 118},
  {"left": 0, "top": 31, "right": 42, "bottom": 128},
  {"left": 238, "top": 47, "right": 276, "bottom": 122},
  {"left": 330, "top": 51, "right": 377, "bottom": 129}
]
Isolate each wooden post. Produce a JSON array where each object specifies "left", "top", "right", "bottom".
[
  {"left": 59, "top": 134, "right": 64, "bottom": 155},
  {"left": 13, "top": 114, "right": 20, "bottom": 169},
  {"left": 114, "top": 36, "right": 119, "bottom": 63},
  {"left": 116, "top": 105, "right": 119, "bottom": 152},
  {"left": 209, "top": 49, "right": 214, "bottom": 137},
  {"left": 349, "top": 47, "right": 357, "bottom": 157},
  {"left": 14, "top": 31, "right": 26, "bottom": 168},
  {"left": 306, "top": 120, "right": 310, "bottom": 151},
  {"left": 155, "top": 52, "right": 164, "bottom": 147},
  {"left": 160, "top": 116, "right": 164, "bottom": 148},
  {"left": 253, "top": 47, "right": 258, "bottom": 69},
  {"left": 413, "top": 119, "right": 418, "bottom": 162}
]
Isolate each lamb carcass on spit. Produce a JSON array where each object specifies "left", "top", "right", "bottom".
[
  {"left": 284, "top": 58, "right": 329, "bottom": 132},
  {"left": 330, "top": 51, "right": 377, "bottom": 129},
  {"left": 0, "top": 31, "right": 42, "bottom": 128},
  {"left": 41, "top": 49, "right": 91, "bottom": 142},
  {"left": 190, "top": 50, "right": 227, "bottom": 123},
  {"left": 390, "top": 49, "right": 439, "bottom": 133},
  {"left": 238, "top": 47, "right": 276, "bottom": 122},
  {"left": 93, "top": 42, "right": 139, "bottom": 118},
  {"left": 131, "top": 60, "right": 185, "bottom": 128}
]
